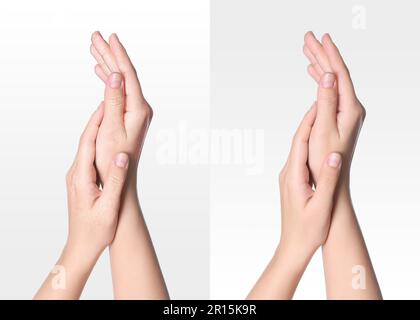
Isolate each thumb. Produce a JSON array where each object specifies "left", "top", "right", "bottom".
[
  {"left": 104, "top": 72, "right": 125, "bottom": 128},
  {"left": 311, "top": 152, "right": 342, "bottom": 212},
  {"left": 101, "top": 152, "right": 129, "bottom": 211},
  {"left": 316, "top": 72, "right": 338, "bottom": 130}
]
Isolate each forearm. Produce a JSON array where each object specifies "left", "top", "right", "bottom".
[
  {"left": 322, "top": 186, "right": 382, "bottom": 299},
  {"left": 247, "top": 243, "right": 312, "bottom": 300},
  {"left": 109, "top": 180, "right": 169, "bottom": 299},
  {"left": 34, "top": 244, "right": 98, "bottom": 300}
]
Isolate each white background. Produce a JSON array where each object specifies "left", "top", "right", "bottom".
[
  {"left": 210, "top": 0, "right": 420, "bottom": 299},
  {"left": 0, "top": 0, "right": 209, "bottom": 299},
  {"left": 1, "top": 0, "right": 419, "bottom": 300}
]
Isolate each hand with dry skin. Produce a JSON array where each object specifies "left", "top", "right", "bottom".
[
  {"left": 35, "top": 106, "right": 129, "bottom": 300},
  {"left": 90, "top": 32, "right": 153, "bottom": 187},
  {"left": 90, "top": 31, "right": 168, "bottom": 299},
  {"left": 65, "top": 105, "right": 129, "bottom": 258}
]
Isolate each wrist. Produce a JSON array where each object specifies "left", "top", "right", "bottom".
[
  {"left": 63, "top": 240, "right": 101, "bottom": 273},
  {"left": 335, "top": 177, "right": 353, "bottom": 208},
  {"left": 275, "top": 240, "right": 314, "bottom": 275}
]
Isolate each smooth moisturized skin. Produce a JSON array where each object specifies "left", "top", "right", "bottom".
[
  {"left": 90, "top": 32, "right": 169, "bottom": 299},
  {"left": 34, "top": 106, "right": 130, "bottom": 299},
  {"left": 303, "top": 32, "right": 381, "bottom": 300},
  {"left": 248, "top": 32, "right": 382, "bottom": 300},
  {"left": 247, "top": 105, "right": 343, "bottom": 299}
]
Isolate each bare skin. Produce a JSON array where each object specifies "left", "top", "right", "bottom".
[
  {"left": 34, "top": 106, "right": 129, "bottom": 299},
  {"left": 248, "top": 105, "right": 343, "bottom": 299},
  {"left": 303, "top": 31, "right": 381, "bottom": 299},
  {"left": 248, "top": 32, "right": 381, "bottom": 300},
  {"left": 90, "top": 32, "right": 169, "bottom": 299}
]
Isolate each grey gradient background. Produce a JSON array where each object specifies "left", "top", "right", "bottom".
[
  {"left": 210, "top": 0, "right": 420, "bottom": 299},
  {"left": 0, "top": 0, "right": 419, "bottom": 300}
]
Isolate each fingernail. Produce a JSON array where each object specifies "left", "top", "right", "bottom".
[
  {"left": 321, "top": 72, "right": 335, "bottom": 88},
  {"left": 109, "top": 73, "right": 122, "bottom": 89},
  {"left": 327, "top": 152, "right": 342, "bottom": 168},
  {"left": 115, "top": 153, "right": 129, "bottom": 168},
  {"left": 112, "top": 33, "right": 120, "bottom": 41},
  {"left": 93, "top": 31, "right": 101, "bottom": 39}
]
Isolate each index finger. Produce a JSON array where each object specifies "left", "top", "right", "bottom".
[
  {"left": 287, "top": 103, "right": 317, "bottom": 183},
  {"left": 76, "top": 103, "right": 104, "bottom": 183}
]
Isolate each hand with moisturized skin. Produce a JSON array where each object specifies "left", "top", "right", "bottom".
[
  {"left": 248, "top": 105, "right": 343, "bottom": 300},
  {"left": 34, "top": 105, "right": 129, "bottom": 300},
  {"left": 279, "top": 107, "right": 342, "bottom": 256},
  {"left": 303, "top": 32, "right": 382, "bottom": 299},
  {"left": 90, "top": 31, "right": 169, "bottom": 299}
]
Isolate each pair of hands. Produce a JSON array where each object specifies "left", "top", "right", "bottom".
[
  {"left": 277, "top": 32, "right": 366, "bottom": 263},
  {"left": 39, "top": 30, "right": 371, "bottom": 299},
  {"left": 71, "top": 31, "right": 366, "bottom": 289},
  {"left": 36, "top": 31, "right": 169, "bottom": 301},
  {"left": 247, "top": 32, "right": 373, "bottom": 300},
  {"left": 66, "top": 32, "right": 152, "bottom": 265}
]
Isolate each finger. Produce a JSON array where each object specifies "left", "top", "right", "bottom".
[
  {"left": 310, "top": 152, "right": 342, "bottom": 211},
  {"left": 304, "top": 31, "right": 333, "bottom": 73},
  {"left": 288, "top": 104, "right": 317, "bottom": 182},
  {"left": 316, "top": 72, "right": 338, "bottom": 130},
  {"left": 104, "top": 72, "right": 125, "bottom": 129},
  {"left": 100, "top": 152, "right": 129, "bottom": 212},
  {"left": 90, "top": 44, "right": 111, "bottom": 76},
  {"left": 307, "top": 64, "right": 321, "bottom": 83},
  {"left": 108, "top": 33, "right": 145, "bottom": 110},
  {"left": 76, "top": 103, "right": 104, "bottom": 180},
  {"left": 95, "top": 64, "right": 108, "bottom": 83},
  {"left": 303, "top": 44, "right": 323, "bottom": 77},
  {"left": 91, "top": 31, "right": 120, "bottom": 73},
  {"left": 321, "top": 33, "right": 357, "bottom": 102}
]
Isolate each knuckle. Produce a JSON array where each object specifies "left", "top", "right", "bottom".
[
  {"left": 107, "top": 95, "right": 123, "bottom": 107},
  {"left": 278, "top": 170, "right": 285, "bottom": 184},
  {"left": 78, "top": 131, "right": 86, "bottom": 145},
  {"left": 292, "top": 131, "right": 306, "bottom": 147},
  {"left": 350, "top": 101, "right": 366, "bottom": 121},
  {"left": 320, "top": 94, "right": 337, "bottom": 106},
  {"left": 108, "top": 174, "right": 123, "bottom": 186},
  {"left": 279, "top": 168, "right": 288, "bottom": 188},
  {"left": 146, "top": 104, "right": 154, "bottom": 120},
  {"left": 80, "top": 132, "right": 94, "bottom": 147},
  {"left": 292, "top": 132, "right": 301, "bottom": 145},
  {"left": 359, "top": 103, "right": 366, "bottom": 120},
  {"left": 131, "top": 65, "right": 138, "bottom": 77},
  {"left": 65, "top": 169, "right": 73, "bottom": 186},
  {"left": 137, "top": 103, "right": 153, "bottom": 121}
]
